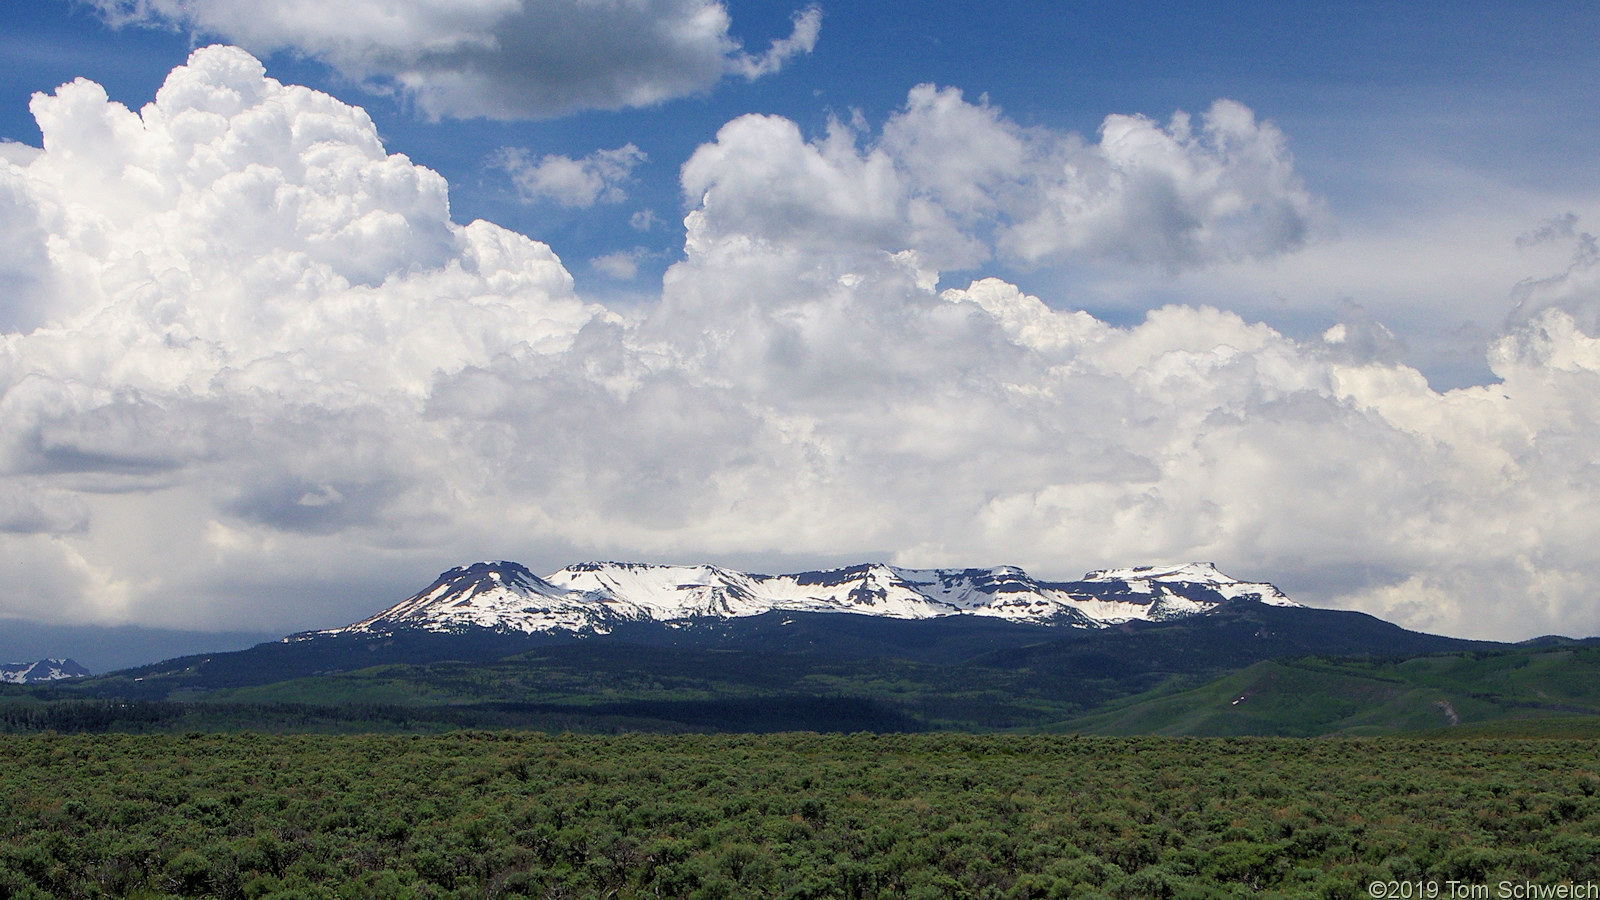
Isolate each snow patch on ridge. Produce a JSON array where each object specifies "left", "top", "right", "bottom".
[{"left": 1084, "top": 562, "right": 1297, "bottom": 606}]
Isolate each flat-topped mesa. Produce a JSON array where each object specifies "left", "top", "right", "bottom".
[
  {"left": 1078, "top": 562, "right": 1298, "bottom": 607},
  {"left": 310, "top": 560, "right": 1299, "bottom": 639},
  {"left": 1084, "top": 562, "right": 1234, "bottom": 583}
]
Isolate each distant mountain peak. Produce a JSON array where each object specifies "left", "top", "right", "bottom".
[
  {"left": 308, "top": 560, "right": 1297, "bottom": 640},
  {"left": 0, "top": 658, "right": 92, "bottom": 684}
]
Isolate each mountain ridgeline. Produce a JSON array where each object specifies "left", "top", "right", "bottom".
[
  {"left": 14, "top": 559, "right": 1589, "bottom": 736},
  {"left": 303, "top": 559, "right": 1298, "bottom": 638}
]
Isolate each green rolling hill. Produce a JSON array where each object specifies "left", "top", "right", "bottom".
[
  {"left": 5, "top": 600, "right": 1596, "bottom": 736},
  {"left": 1052, "top": 646, "right": 1600, "bottom": 736}
]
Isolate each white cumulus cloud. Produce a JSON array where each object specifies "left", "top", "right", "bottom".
[
  {"left": 682, "top": 85, "right": 1325, "bottom": 274},
  {"left": 497, "top": 144, "right": 647, "bottom": 208},
  {"left": 591, "top": 249, "right": 647, "bottom": 281},
  {"left": 90, "top": 0, "right": 822, "bottom": 119},
  {"left": 1, "top": 48, "right": 1598, "bottom": 644},
  {"left": 0, "top": 46, "right": 604, "bottom": 621}
]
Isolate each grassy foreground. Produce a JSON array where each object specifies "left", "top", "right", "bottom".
[{"left": 4, "top": 732, "right": 1599, "bottom": 898}]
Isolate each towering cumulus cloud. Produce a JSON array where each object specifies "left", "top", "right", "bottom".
[
  {"left": 0, "top": 47, "right": 600, "bottom": 623},
  {"left": 2, "top": 48, "right": 1599, "bottom": 641}
]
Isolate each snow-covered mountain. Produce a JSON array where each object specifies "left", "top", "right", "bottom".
[
  {"left": 310, "top": 560, "right": 1297, "bottom": 638},
  {"left": 0, "top": 658, "right": 92, "bottom": 684}
]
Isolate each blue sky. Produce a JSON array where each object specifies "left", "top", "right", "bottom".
[{"left": 2, "top": 1, "right": 1600, "bottom": 652}]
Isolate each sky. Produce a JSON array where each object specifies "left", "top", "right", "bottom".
[{"left": 1, "top": 1, "right": 1599, "bottom": 654}]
